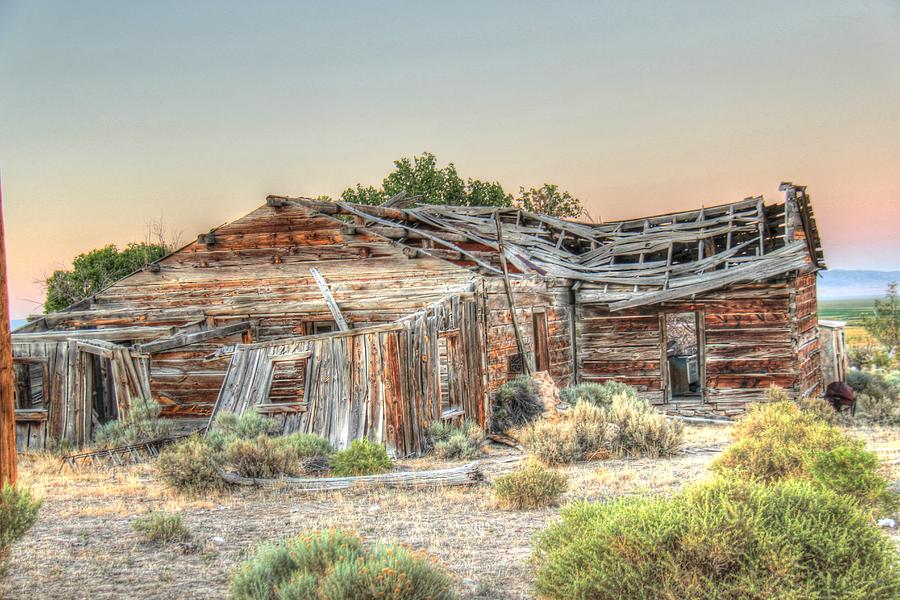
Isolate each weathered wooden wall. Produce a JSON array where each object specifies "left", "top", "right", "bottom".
[
  {"left": 793, "top": 271, "right": 822, "bottom": 399},
  {"left": 11, "top": 339, "right": 152, "bottom": 448},
  {"left": 576, "top": 277, "right": 819, "bottom": 418},
  {"left": 482, "top": 278, "right": 574, "bottom": 392},
  {"left": 209, "top": 293, "right": 485, "bottom": 456}
]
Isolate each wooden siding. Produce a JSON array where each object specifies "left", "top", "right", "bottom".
[
  {"left": 576, "top": 278, "right": 815, "bottom": 417},
  {"left": 482, "top": 278, "right": 574, "bottom": 393},
  {"left": 208, "top": 294, "right": 485, "bottom": 456}
]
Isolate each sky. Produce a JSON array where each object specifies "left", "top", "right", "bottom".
[{"left": 1, "top": 1, "right": 899, "bottom": 320}]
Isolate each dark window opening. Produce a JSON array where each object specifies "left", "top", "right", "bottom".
[
  {"left": 532, "top": 310, "right": 550, "bottom": 372},
  {"left": 665, "top": 312, "right": 702, "bottom": 402},
  {"left": 306, "top": 320, "right": 338, "bottom": 336},
  {"left": 13, "top": 361, "right": 46, "bottom": 409},
  {"left": 268, "top": 357, "right": 308, "bottom": 404}
]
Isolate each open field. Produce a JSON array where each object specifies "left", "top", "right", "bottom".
[
  {"left": 2, "top": 423, "right": 899, "bottom": 600},
  {"left": 818, "top": 297, "right": 876, "bottom": 325},
  {"left": 819, "top": 296, "right": 878, "bottom": 345}
]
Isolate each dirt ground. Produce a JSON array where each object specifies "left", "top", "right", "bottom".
[{"left": 2, "top": 423, "right": 898, "bottom": 600}]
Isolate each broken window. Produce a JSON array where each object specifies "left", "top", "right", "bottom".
[
  {"left": 12, "top": 359, "right": 46, "bottom": 409},
  {"left": 664, "top": 312, "right": 702, "bottom": 402}
]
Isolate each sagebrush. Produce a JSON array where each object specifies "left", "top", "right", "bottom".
[
  {"left": 132, "top": 511, "right": 191, "bottom": 544},
  {"left": 713, "top": 400, "right": 895, "bottom": 513},
  {"left": 560, "top": 381, "right": 637, "bottom": 408},
  {"left": 205, "top": 411, "right": 276, "bottom": 451},
  {"left": 533, "top": 478, "right": 900, "bottom": 599},
  {"left": 428, "top": 420, "right": 483, "bottom": 460},
  {"left": 156, "top": 436, "right": 225, "bottom": 494},
  {"left": 493, "top": 459, "right": 568, "bottom": 509},
  {"left": 330, "top": 438, "right": 392, "bottom": 476},
  {"left": 92, "top": 398, "right": 175, "bottom": 449},
  {"left": 0, "top": 484, "right": 41, "bottom": 564},
  {"left": 230, "top": 530, "right": 454, "bottom": 600}
]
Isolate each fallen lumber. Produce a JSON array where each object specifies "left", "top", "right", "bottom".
[
  {"left": 220, "top": 461, "right": 483, "bottom": 491},
  {"left": 667, "top": 415, "right": 734, "bottom": 425}
]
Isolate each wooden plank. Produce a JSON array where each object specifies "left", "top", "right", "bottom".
[{"left": 309, "top": 268, "right": 350, "bottom": 332}]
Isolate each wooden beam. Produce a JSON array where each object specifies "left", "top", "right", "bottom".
[
  {"left": 309, "top": 268, "right": 350, "bottom": 332},
  {"left": 0, "top": 178, "right": 16, "bottom": 484},
  {"left": 494, "top": 211, "right": 531, "bottom": 376},
  {"left": 136, "top": 321, "right": 251, "bottom": 354},
  {"left": 12, "top": 325, "right": 174, "bottom": 343}
]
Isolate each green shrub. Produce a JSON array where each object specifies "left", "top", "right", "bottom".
[
  {"left": 810, "top": 444, "right": 896, "bottom": 513},
  {"left": 428, "top": 420, "right": 483, "bottom": 460},
  {"left": 156, "top": 436, "right": 225, "bottom": 494},
  {"left": 560, "top": 381, "right": 637, "bottom": 408},
  {"left": 273, "top": 432, "right": 333, "bottom": 459},
  {"left": 224, "top": 435, "right": 300, "bottom": 479},
  {"left": 92, "top": 398, "right": 175, "bottom": 449},
  {"left": 206, "top": 411, "right": 276, "bottom": 451},
  {"left": 533, "top": 478, "right": 900, "bottom": 599},
  {"left": 606, "top": 394, "right": 683, "bottom": 458},
  {"left": 490, "top": 376, "right": 544, "bottom": 433},
  {"left": 520, "top": 418, "right": 581, "bottom": 465},
  {"left": 230, "top": 530, "right": 453, "bottom": 600},
  {"left": 132, "top": 510, "right": 191, "bottom": 544},
  {"left": 493, "top": 459, "right": 568, "bottom": 510},
  {"left": 330, "top": 439, "right": 392, "bottom": 477},
  {"left": 569, "top": 401, "right": 610, "bottom": 458},
  {"left": 712, "top": 401, "right": 846, "bottom": 483},
  {"left": 0, "top": 484, "right": 41, "bottom": 563}
]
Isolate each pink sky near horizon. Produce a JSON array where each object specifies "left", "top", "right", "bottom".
[{"left": 1, "top": 1, "right": 899, "bottom": 320}]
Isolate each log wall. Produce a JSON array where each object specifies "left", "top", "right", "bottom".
[
  {"left": 482, "top": 278, "right": 574, "bottom": 393},
  {"left": 576, "top": 276, "right": 820, "bottom": 418}
]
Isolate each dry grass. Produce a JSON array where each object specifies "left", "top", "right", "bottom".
[{"left": 1, "top": 423, "right": 897, "bottom": 599}]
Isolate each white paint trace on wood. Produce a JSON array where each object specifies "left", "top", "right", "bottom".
[{"left": 309, "top": 268, "right": 350, "bottom": 332}]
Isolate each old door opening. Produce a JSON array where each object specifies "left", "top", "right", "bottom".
[
  {"left": 85, "top": 353, "right": 119, "bottom": 426},
  {"left": 532, "top": 309, "right": 550, "bottom": 372},
  {"left": 438, "top": 330, "right": 463, "bottom": 418},
  {"left": 663, "top": 312, "right": 703, "bottom": 403}
]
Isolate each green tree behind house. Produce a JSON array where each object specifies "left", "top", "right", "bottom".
[
  {"left": 340, "top": 152, "right": 583, "bottom": 217},
  {"left": 43, "top": 243, "right": 167, "bottom": 312}
]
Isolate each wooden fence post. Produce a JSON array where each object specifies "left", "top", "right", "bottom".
[{"left": 0, "top": 176, "right": 17, "bottom": 485}]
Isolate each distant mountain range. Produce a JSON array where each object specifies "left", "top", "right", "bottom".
[{"left": 818, "top": 270, "right": 899, "bottom": 299}]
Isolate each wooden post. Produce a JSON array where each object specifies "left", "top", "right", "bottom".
[
  {"left": 493, "top": 211, "right": 531, "bottom": 376},
  {"left": 310, "top": 268, "right": 350, "bottom": 332},
  {"left": 0, "top": 176, "right": 17, "bottom": 485}
]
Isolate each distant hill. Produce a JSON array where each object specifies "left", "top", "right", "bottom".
[{"left": 818, "top": 269, "right": 899, "bottom": 299}]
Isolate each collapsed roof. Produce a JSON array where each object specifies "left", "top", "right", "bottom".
[{"left": 273, "top": 182, "right": 824, "bottom": 311}]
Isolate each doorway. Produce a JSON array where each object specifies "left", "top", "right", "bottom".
[{"left": 663, "top": 312, "right": 703, "bottom": 402}]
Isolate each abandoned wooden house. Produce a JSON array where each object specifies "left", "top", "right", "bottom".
[{"left": 11, "top": 182, "right": 825, "bottom": 454}]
